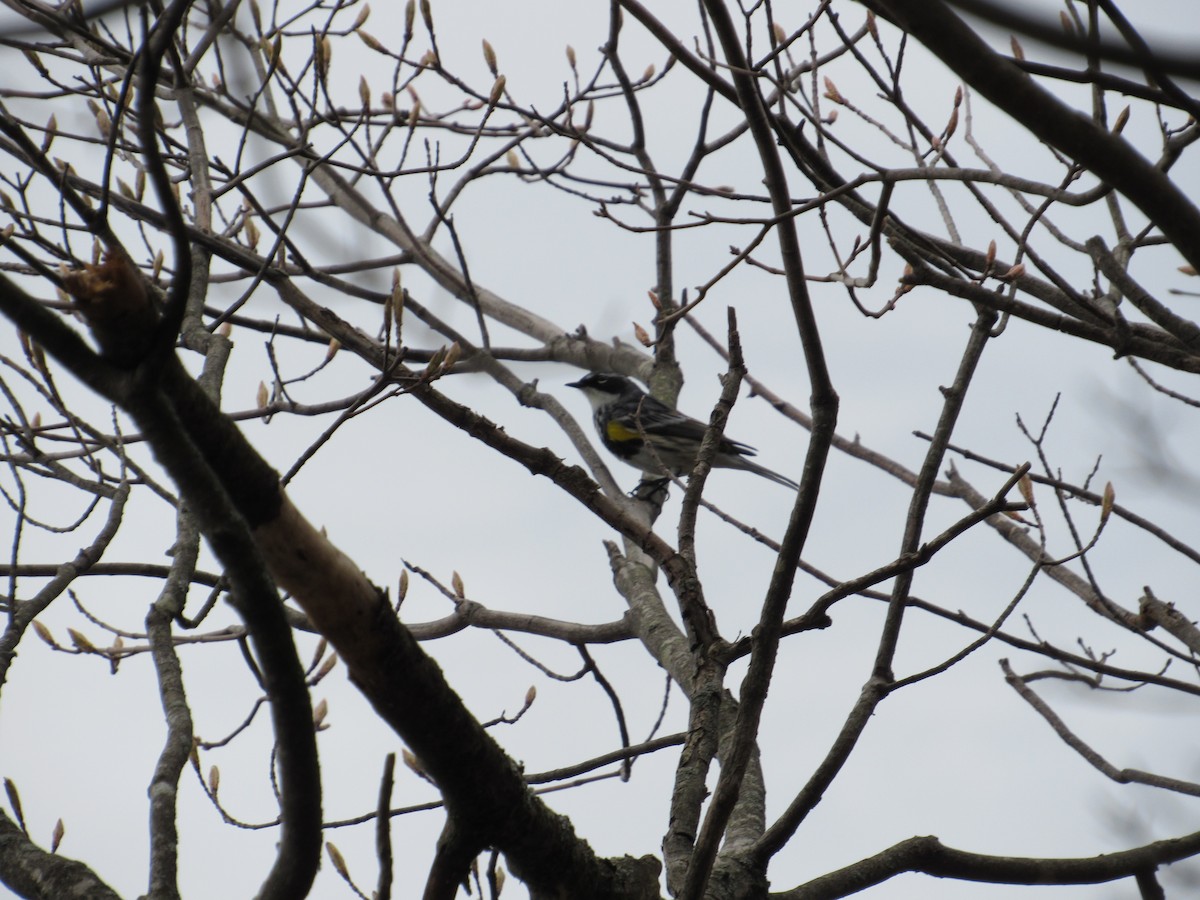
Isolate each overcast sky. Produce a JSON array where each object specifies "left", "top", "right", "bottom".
[{"left": 2, "top": 2, "right": 1200, "bottom": 899}]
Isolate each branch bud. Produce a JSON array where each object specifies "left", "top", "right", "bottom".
[
  {"left": 1017, "top": 473, "right": 1035, "bottom": 506},
  {"left": 23, "top": 50, "right": 48, "bottom": 77},
  {"left": 402, "top": 747, "right": 427, "bottom": 778},
  {"left": 67, "top": 628, "right": 94, "bottom": 653},
  {"left": 358, "top": 30, "right": 387, "bottom": 53},
  {"left": 326, "top": 842, "right": 349, "bottom": 878},
  {"left": 316, "top": 35, "right": 332, "bottom": 78},
  {"left": 489, "top": 75, "right": 506, "bottom": 106},
  {"left": 32, "top": 620, "right": 57, "bottom": 647},
  {"left": 243, "top": 216, "right": 260, "bottom": 251},
  {"left": 315, "top": 652, "right": 338, "bottom": 680},
  {"left": 313, "top": 698, "right": 328, "bottom": 729}
]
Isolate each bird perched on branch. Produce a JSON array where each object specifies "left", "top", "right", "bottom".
[{"left": 568, "top": 372, "right": 798, "bottom": 489}]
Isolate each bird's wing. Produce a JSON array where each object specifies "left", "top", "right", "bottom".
[{"left": 616, "top": 400, "right": 758, "bottom": 456}]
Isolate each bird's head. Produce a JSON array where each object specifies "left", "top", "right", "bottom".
[{"left": 566, "top": 372, "right": 641, "bottom": 410}]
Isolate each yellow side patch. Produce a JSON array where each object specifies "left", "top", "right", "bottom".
[{"left": 606, "top": 420, "right": 641, "bottom": 442}]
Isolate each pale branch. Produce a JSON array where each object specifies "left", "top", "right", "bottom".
[
  {"left": 145, "top": 270, "right": 229, "bottom": 898},
  {"left": 1138, "top": 588, "right": 1200, "bottom": 655},
  {"left": 145, "top": 569, "right": 194, "bottom": 900}
]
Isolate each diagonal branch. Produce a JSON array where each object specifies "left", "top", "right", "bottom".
[
  {"left": 754, "top": 309, "right": 996, "bottom": 864},
  {"left": 0, "top": 810, "right": 120, "bottom": 900},
  {"left": 867, "top": 0, "right": 1200, "bottom": 274},
  {"left": 1002, "top": 660, "right": 1200, "bottom": 797}
]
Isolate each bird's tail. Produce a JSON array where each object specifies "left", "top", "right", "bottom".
[{"left": 730, "top": 456, "right": 799, "bottom": 490}]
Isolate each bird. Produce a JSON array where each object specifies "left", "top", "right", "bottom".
[{"left": 567, "top": 372, "right": 798, "bottom": 489}]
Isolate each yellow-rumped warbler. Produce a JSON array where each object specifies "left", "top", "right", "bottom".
[{"left": 568, "top": 372, "right": 798, "bottom": 489}]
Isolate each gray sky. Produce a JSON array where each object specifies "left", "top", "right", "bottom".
[{"left": 2, "top": 2, "right": 1199, "bottom": 898}]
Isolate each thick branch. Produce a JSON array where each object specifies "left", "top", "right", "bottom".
[
  {"left": 0, "top": 811, "right": 119, "bottom": 900},
  {"left": 4, "top": 256, "right": 661, "bottom": 895},
  {"left": 778, "top": 831, "right": 1200, "bottom": 899},
  {"left": 868, "top": 0, "right": 1200, "bottom": 273}
]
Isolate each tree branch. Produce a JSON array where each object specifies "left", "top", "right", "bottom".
[
  {"left": 0, "top": 810, "right": 120, "bottom": 900},
  {"left": 778, "top": 830, "right": 1200, "bottom": 898}
]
